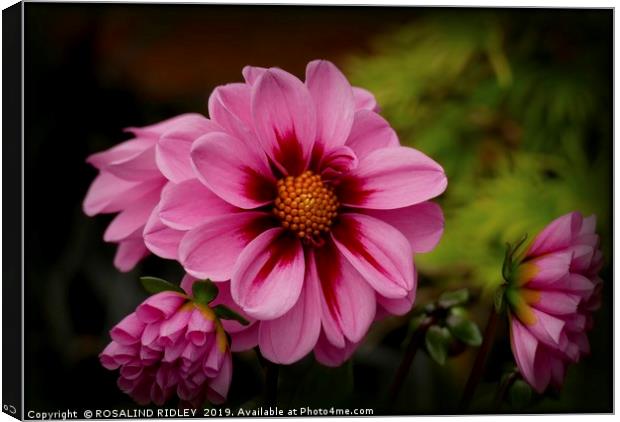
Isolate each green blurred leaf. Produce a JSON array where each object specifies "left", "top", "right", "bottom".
[
  {"left": 438, "top": 288, "right": 470, "bottom": 308},
  {"left": 446, "top": 315, "right": 482, "bottom": 346},
  {"left": 425, "top": 326, "right": 452, "bottom": 365},
  {"left": 509, "top": 379, "right": 533, "bottom": 409},
  {"left": 140, "top": 276, "right": 185, "bottom": 295},
  {"left": 192, "top": 280, "right": 218, "bottom": 305},
  {"left": 449, "top": 306, "right": 468, "bottom": 318}
]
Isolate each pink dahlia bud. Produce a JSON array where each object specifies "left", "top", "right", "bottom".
[
  {"left": 83, "top": 113, "right": 214, "bottom": 272},
  {"left": 100, "top": 290, "right": 232, "bottom": 407},
  {"left": 506, "top": 211, "right": 603, "bottom": 393}
]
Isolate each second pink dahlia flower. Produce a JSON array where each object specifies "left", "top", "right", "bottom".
[
  {"left": 507, "top": 211, "right": 603, "bottom": 393},
  {"left": 100, "top": 280, "right": 233, "bottom": 407},
  {"left": 83, "top": 113, "right": 212, "bottom": 272},
  {"left": 146, "top": 60, "right": 448, "bottom": 365}
]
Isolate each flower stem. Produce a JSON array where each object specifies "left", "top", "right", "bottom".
[
  {"left": 265, "top": 361, "right": 279, "bottom": 406},
  {"left": 389, "top": 315, "right": 436, "bottom": 400},
  {"left": 493, "top": 371, "right": 518, "bottom": 411},
  {"left": 459, "top": 304, "right": 500, "bottom": 411}
]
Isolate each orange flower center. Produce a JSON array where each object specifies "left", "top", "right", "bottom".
[{"left": 272, "top": 170, "right": 339, "bottom": 243}]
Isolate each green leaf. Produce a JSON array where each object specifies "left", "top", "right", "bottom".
[
  {"left": 438, "top": 288, "right": 469, "bottom": 308},
  {"left": 509, "top": 379, "right": 532, "bottom": 409},
  {"left": 449, "top": 306, "right": 468, "bottom": 318},
  {"left": 446, "top": 315, "right": 482, "bottom": 346},
  {"left": 213, "top": 305, "right": 250, "bottom": 326},
  {"left": 425, "top": 326, "right": 452, "bottom": 365},
  {"left": 140, "top": 276, "right": 185, "bottom": 295},
  {"left": 192, "top": 280, "right": 218, "bottom": 305}
]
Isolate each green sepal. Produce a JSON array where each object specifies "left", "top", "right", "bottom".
[
  {"left": 140, "top": 276, "right": 185, "bottom": 295},
  {"left": 192, "top": 280, "right": 219, "bottom": 306},
  {"left": 494, "top": 284, "right": 506, "bottom": 314},
  {"left": 425, "top": 326, "right": 452, "bottom": 365},
  {"left": 438, "top": 288, "right": 470, "bottom": 308},
  {"left": 213, "top": 304, "right": 250, "bottom": 326},
  {"left": 446, "top": 315, "right": 482, "bottom": 346}
]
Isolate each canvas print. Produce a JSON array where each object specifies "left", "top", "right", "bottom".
[{"left": 3, "top": 3, "right": 613, "bottom": 419}]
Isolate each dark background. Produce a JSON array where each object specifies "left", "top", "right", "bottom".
[{"left": 23, "top": 3, "right": 612, "bottom": 415}]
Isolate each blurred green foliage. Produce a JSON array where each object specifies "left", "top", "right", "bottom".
[{"left": 346, "top": 10, "right": 611, "bottom": 295}]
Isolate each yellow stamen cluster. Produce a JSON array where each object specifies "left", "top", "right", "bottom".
[{"left": 273, "top": 170, "right": 339, "bottom": 242}]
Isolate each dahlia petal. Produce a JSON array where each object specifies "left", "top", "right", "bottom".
[
  {"left": 242, "top": 65, "right": 267, "bottom": 85},
  {"left": 524, "top": 251, "right": 573, "bottom": 286},
  {"left": 159, "top": 180, "right": 238, "bottom": 231},
  {"left": 140, "top": 345, "right": 162, "bottom": 365},
  {"left": 313, "top": 331, "right": 359, "bottom": 367},
  {"left": 251, "top": 68, "right": 316, "bottom": 175},
  {"left": 186, "top": 308, "right": 216, "bottom": 346},
  {"left": 352, "top": 87, "right": 379, "bottom": 112},
  {"left": 208, "top": 83, "right": 253, "bottom": 141},
  {"left": 579, "top": 214, "right": 597, "bottom": 236},
  {"left": 549, "top": 354, "right": 566, "bottom": 388},
  {"left": 231, "top": 228, "right": 305, "bottom": 320},
  {"left": 103, "top": 189, "right": 162, "bottom": 242},
  {"left": 136, "top": 292, "right": 187, "bottom": 324},
  {"left": 163, "top": 337, "right": 188, "bottom": 362},
  {"left": 319, "top": 145, "right": 358, "bottom": 179},
  {"left": 331, "top": 213, "right": 414, "bottom": 299},
  {"left": 345, "top": 110, "right": 398, "bottom": 160},
  {"left": 126, "top": 113, "right": 209, "bottom": 139},
  {"left": 191, "top": 131, "right": 275, "bottom": 209},
  {"left": 527, "top": 308, "right": 566, "bottom": 347},
  {"left": 306, "top": 60, "right": 355, "bottom": 149},
  {"left": 203, "top": 342, "right": 225, "bottom": 377},
  {"left": 100, "top": 145, "right": 160, "bottom": 182},
  {"left": 206, "top": 352, "right": 232, "bottom": 405},
  {"left": 531, "top": 291, "right": 581, "bottom": 316},
  {"left": 111, "top": 313, "right": 146, "bottom": 345},
  {"left": 376, "top": 288, "right": 416, "bottom": 316},
  {"left": 100, "top": 342, "right": 136, "bottom": 369},
  {"left": 229, "top": 323, "right": 259, "bottom": 352},
  {"left": 363, "top": 201, "right": 444, "bottom": 253},
  {"left": 86, "top": 137, "right": 154, "bottom": 170},
  {"left": 313, "top": 242, "right": 376, "bottom": 343},
  {"left": 568, "top": 244, "right": 594, "bottom": 274},
  {"left": 83, "top": 172, "right": 162, "bottom": 216},
  {"left": 156, "top": 115, "right": 223, "bottom": 183},
  {"left": 141, "top": 321, "right": 163, "bottom": 347},
  {"left": 143, "top": 205, "right": 184, "bottom": 260},
  {"left": 337, "top": 146, "right": 447, "bottom": 209},
  {"left": 531, "top": 347, "right": 552, "bottom": 393},
  {"left": 179, "top": 212, "right": 275, "bottom": 281},
  {"left": 120, "top": 363, "right": 143, "bottom": 381},
  {"left": 530, "top": 273, "right": 595, "bottom": 298},
  {"left": 159, "top": 306, "right": 192, "bottom": 345},
  {"left": 114, "top": 236, "right": 149, "bottom": 272},
  {"left": 258, "top": 257, "right": 322, "bottom": 364},
  {"left": 509, "top": 318, "right": 539, "bottom": 390},
  {"left": 527, "top": 211, "right": 583, "bottom": 257}
]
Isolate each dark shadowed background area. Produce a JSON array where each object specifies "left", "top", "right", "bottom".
[{"left": 24, "top": 3, "right": 612, "bottom": 415}]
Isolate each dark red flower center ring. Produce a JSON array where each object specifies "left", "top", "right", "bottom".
[{"left": 272, "top": 170, "right": 339, "bottom": 245}]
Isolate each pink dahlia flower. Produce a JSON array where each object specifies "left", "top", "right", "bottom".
[
  {"left": 146, "top": 60, "right": 447, "bottom": 365},
  {"left": 100, "top": 277, "right": 234, "bottom": 407},
  {"left": 507, "top": 211, "right": 603, "bottom": 393},
  {"left": 83, "top": 114, "right": 215, "bottom": 271}
]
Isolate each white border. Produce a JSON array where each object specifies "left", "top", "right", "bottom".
[{"left": 0, "top": 2, "right": 616, "bottom": 422}]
